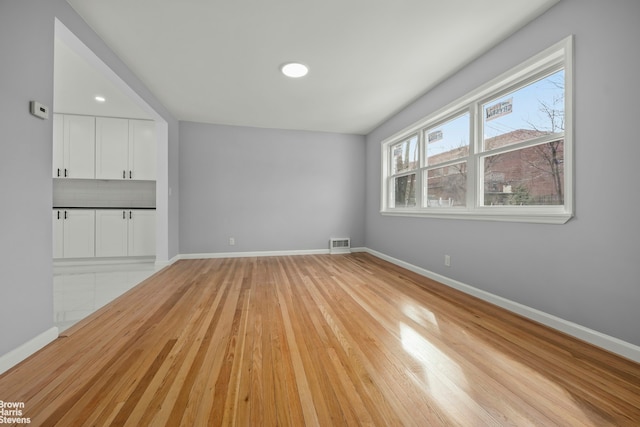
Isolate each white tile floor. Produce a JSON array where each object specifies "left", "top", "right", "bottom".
[{"left": 53, "top": 262, "right": 158, "bottom": 332}]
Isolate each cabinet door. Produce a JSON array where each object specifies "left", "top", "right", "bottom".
[
  {"left": 52, "top": 114, "right": 64, "bottom": 178},
  {"left": 95, "top": 210, "right": 128, "bottom": 257},
  {"left": 96, "top": 117, "right": 129, "bottom": 180},
  {"left": 63, "top": 210, "right": 95, "bottom": 258},
  {"left": 53, "top": 210, "right": 64, "bottom": 258},
  {"left": 129, "top": 120, "right": 156, "bottom": 180},
  {"left": 64, "top": 115, "right": 95, "bottom": 179},
  {"left": 128, "top": 210, "right": 156, "bottom": 257}
]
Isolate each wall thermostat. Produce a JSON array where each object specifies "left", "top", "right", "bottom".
[{"left": 29, "top": 100, "right": 49, "bottom": 120}]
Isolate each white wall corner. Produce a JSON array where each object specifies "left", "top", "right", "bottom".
[
  {"left": 0, "top": 327, "right": 59, "bottom": 375},
  {"left": 155, "top": 254, "right": 181, "bottom": 270}
]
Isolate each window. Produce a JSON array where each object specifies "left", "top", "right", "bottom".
[
  {"left": 381, "top": 36, "right": 573, "bottom": 224},
  {"left": 424, "top": 113, "right": 469, "bottom": 208},
  {"left": 389, "top": 135, "right": 418, "bottom": 208}
]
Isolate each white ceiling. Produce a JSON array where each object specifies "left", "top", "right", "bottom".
[
  {"left": 54, "top": 38, "right": 152, "bottom": 119},
  {"left": 62, "top": 0, "right": 559, "bottom": 134}
]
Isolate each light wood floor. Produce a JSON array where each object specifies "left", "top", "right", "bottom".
[{"left": 1, "top": 254, "right": 639, "bottom": 426}]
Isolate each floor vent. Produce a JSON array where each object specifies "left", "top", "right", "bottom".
[{"left": 329, "top": 238, "right": 351, "bottom": 254}]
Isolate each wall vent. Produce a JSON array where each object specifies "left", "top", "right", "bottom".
[{"left": 329, "top": 238, "right": 351, "bottom": 254}]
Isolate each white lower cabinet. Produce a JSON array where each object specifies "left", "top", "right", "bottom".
[
  {"left": 95, "top": 210, "right": 129, "bottom": 257},
  {"left": 54, "top": 209, "right": 155, "bottom": 259},
  {"left": 95, "top": 209, "right": 156, "bottom": 257},
  {"left": 53, "top": 209, "right": 95, "bottom": 258},
  {"left": 127, "top": 210, "right": 156, "bottom": 257}
]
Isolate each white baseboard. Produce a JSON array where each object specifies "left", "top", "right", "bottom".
[
  {"left": 0, "top": 327, "right": 59, "bottom": 375},
  {"left": 53, "top": 256, "right": 155, "bottom": 268},
  {"left": 155, "top": 254, "right": 181, "bottom": 270},
  {"left": 362, "top": 248, "right": 640, "bottom": 364},
  {"left": 178, "top": 248, "right": 330, "bottom": 260}
]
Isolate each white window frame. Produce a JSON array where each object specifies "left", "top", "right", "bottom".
[
  {"left": 388, "top": 134, "right": 420, "bottom": 208},
  {"left": 380, "top": 36, "right": 573, "bottom": 224}
]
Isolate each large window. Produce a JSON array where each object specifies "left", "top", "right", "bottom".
[{"left": 381, "top": 37, "right": 573, "bottom": 224}]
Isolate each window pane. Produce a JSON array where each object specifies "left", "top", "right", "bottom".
[
  {"left": 483, "top": 69, "right": 564, "bottom": 151},
  {"left": 391, "top": 135, "right": 419, "bottom": 175},
  {"left": 425, "top": 162, "right": 466, "bottom": 207},
  {"left": 392, "top": 174, "right": 417, "bottom": 208},
  {"left": 426, "top": 113, "right": 470, "bottom": 165},
  {"left": 483, "top": 140, "right": 564, "bottom": 206}
]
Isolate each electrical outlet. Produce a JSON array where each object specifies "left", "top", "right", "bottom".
[
  {"left": 229, "top": 237, "right": 235, "bottom": 246},
  {"left": 444, "top": 254, "right": 451, "bottom": 267}
]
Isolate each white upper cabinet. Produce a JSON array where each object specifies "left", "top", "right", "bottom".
[
  {"left": 53, "top": 114, "right": 95, "bottom": 179},
  {"left": 96, "top": 117, "right": 129, "bottom": 180},
  {"left": 95, "top": 118, "right": 156, "bottom": 180},
  {"left": 129, "top": 120, "right": 156, "bottom": 181},
  {"left": 52, "top": 114, "right": 64, "bottom": 178}
]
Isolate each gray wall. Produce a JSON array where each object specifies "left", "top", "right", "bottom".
[
  {"left": 0, "top": 0, "right": 180, "bottom": 357},
  {"left": 3, "top": 0, "right": 639, "bottom": 360},
  {"left": 180, "top": 122, "right": 365, "bottom": 254},
  {"left": 365, "top": 0, "right": 640, "bottom": 346},
  {"left": 0, "top": 0, "right": 56, "bottom": 358}
]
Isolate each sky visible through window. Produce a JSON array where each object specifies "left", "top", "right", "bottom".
[
  {"left": 483, "top": 69, "right": 565, "bottom": 139},
  {"left": 423, "top": 69, "right": 565, "bottom": 156},
  {"left": 426, "top": 113, "right": 469, "bottom": 163}
]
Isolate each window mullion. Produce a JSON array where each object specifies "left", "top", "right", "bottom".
[
  {"left": 416, "top": 131, "right": 425, "bottom": 208},
  {"left": 482, "top": 132, "right": 564, "bottom": 157},
  {"left": 468, "top": 103, "right": 480, "bottom": 209}
]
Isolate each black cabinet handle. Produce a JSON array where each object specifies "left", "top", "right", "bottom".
[
  {"left": 57, "top": 211, "right": 60, "bottom": 220},
  {"left": 123, "top": 211, "right": 126, "bottom": 219},
  {"left": 64, "top": 210, "right": 68, "bottom": 220},
  {"left": 64, "top": 168, "right": 68, "bottom": 177},
  {"left": 129, "top": 170, "right": 132, "bottom": 179},
  {"left": 123, "top": 170, "right": 126, "bottom": 179},
  {"left": 57, "top": 168, "right": 60, "bottom": 177},
  {"left": 129, "top": 211, "right": 132, "bottom": 219}
]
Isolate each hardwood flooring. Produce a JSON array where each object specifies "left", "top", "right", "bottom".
[{"left": 1, "top": 253, "right": 639, "bottom": 426}]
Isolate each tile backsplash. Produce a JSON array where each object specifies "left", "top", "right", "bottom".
[{"left": 53, "top": 179, "right": 156, "bottom": 208}]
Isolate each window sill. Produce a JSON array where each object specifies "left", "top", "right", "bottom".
[{"left": 380, "top": 207, "right": 573, "bottom": 224}]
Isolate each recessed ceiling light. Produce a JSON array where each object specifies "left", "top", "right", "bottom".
[
  {"left": 281, "top": 62, "right": 309, "bottom": 78},
  {"left": 94, "top": 95, "right": 106, "bottom": 103}
]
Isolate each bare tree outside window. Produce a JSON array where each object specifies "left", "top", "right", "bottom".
[
  {"left": 482, "top": 70, "right": 565, "bottom": 206},
  {"left": 528, "top": 82, "right": 565, "bottom": 205}
]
